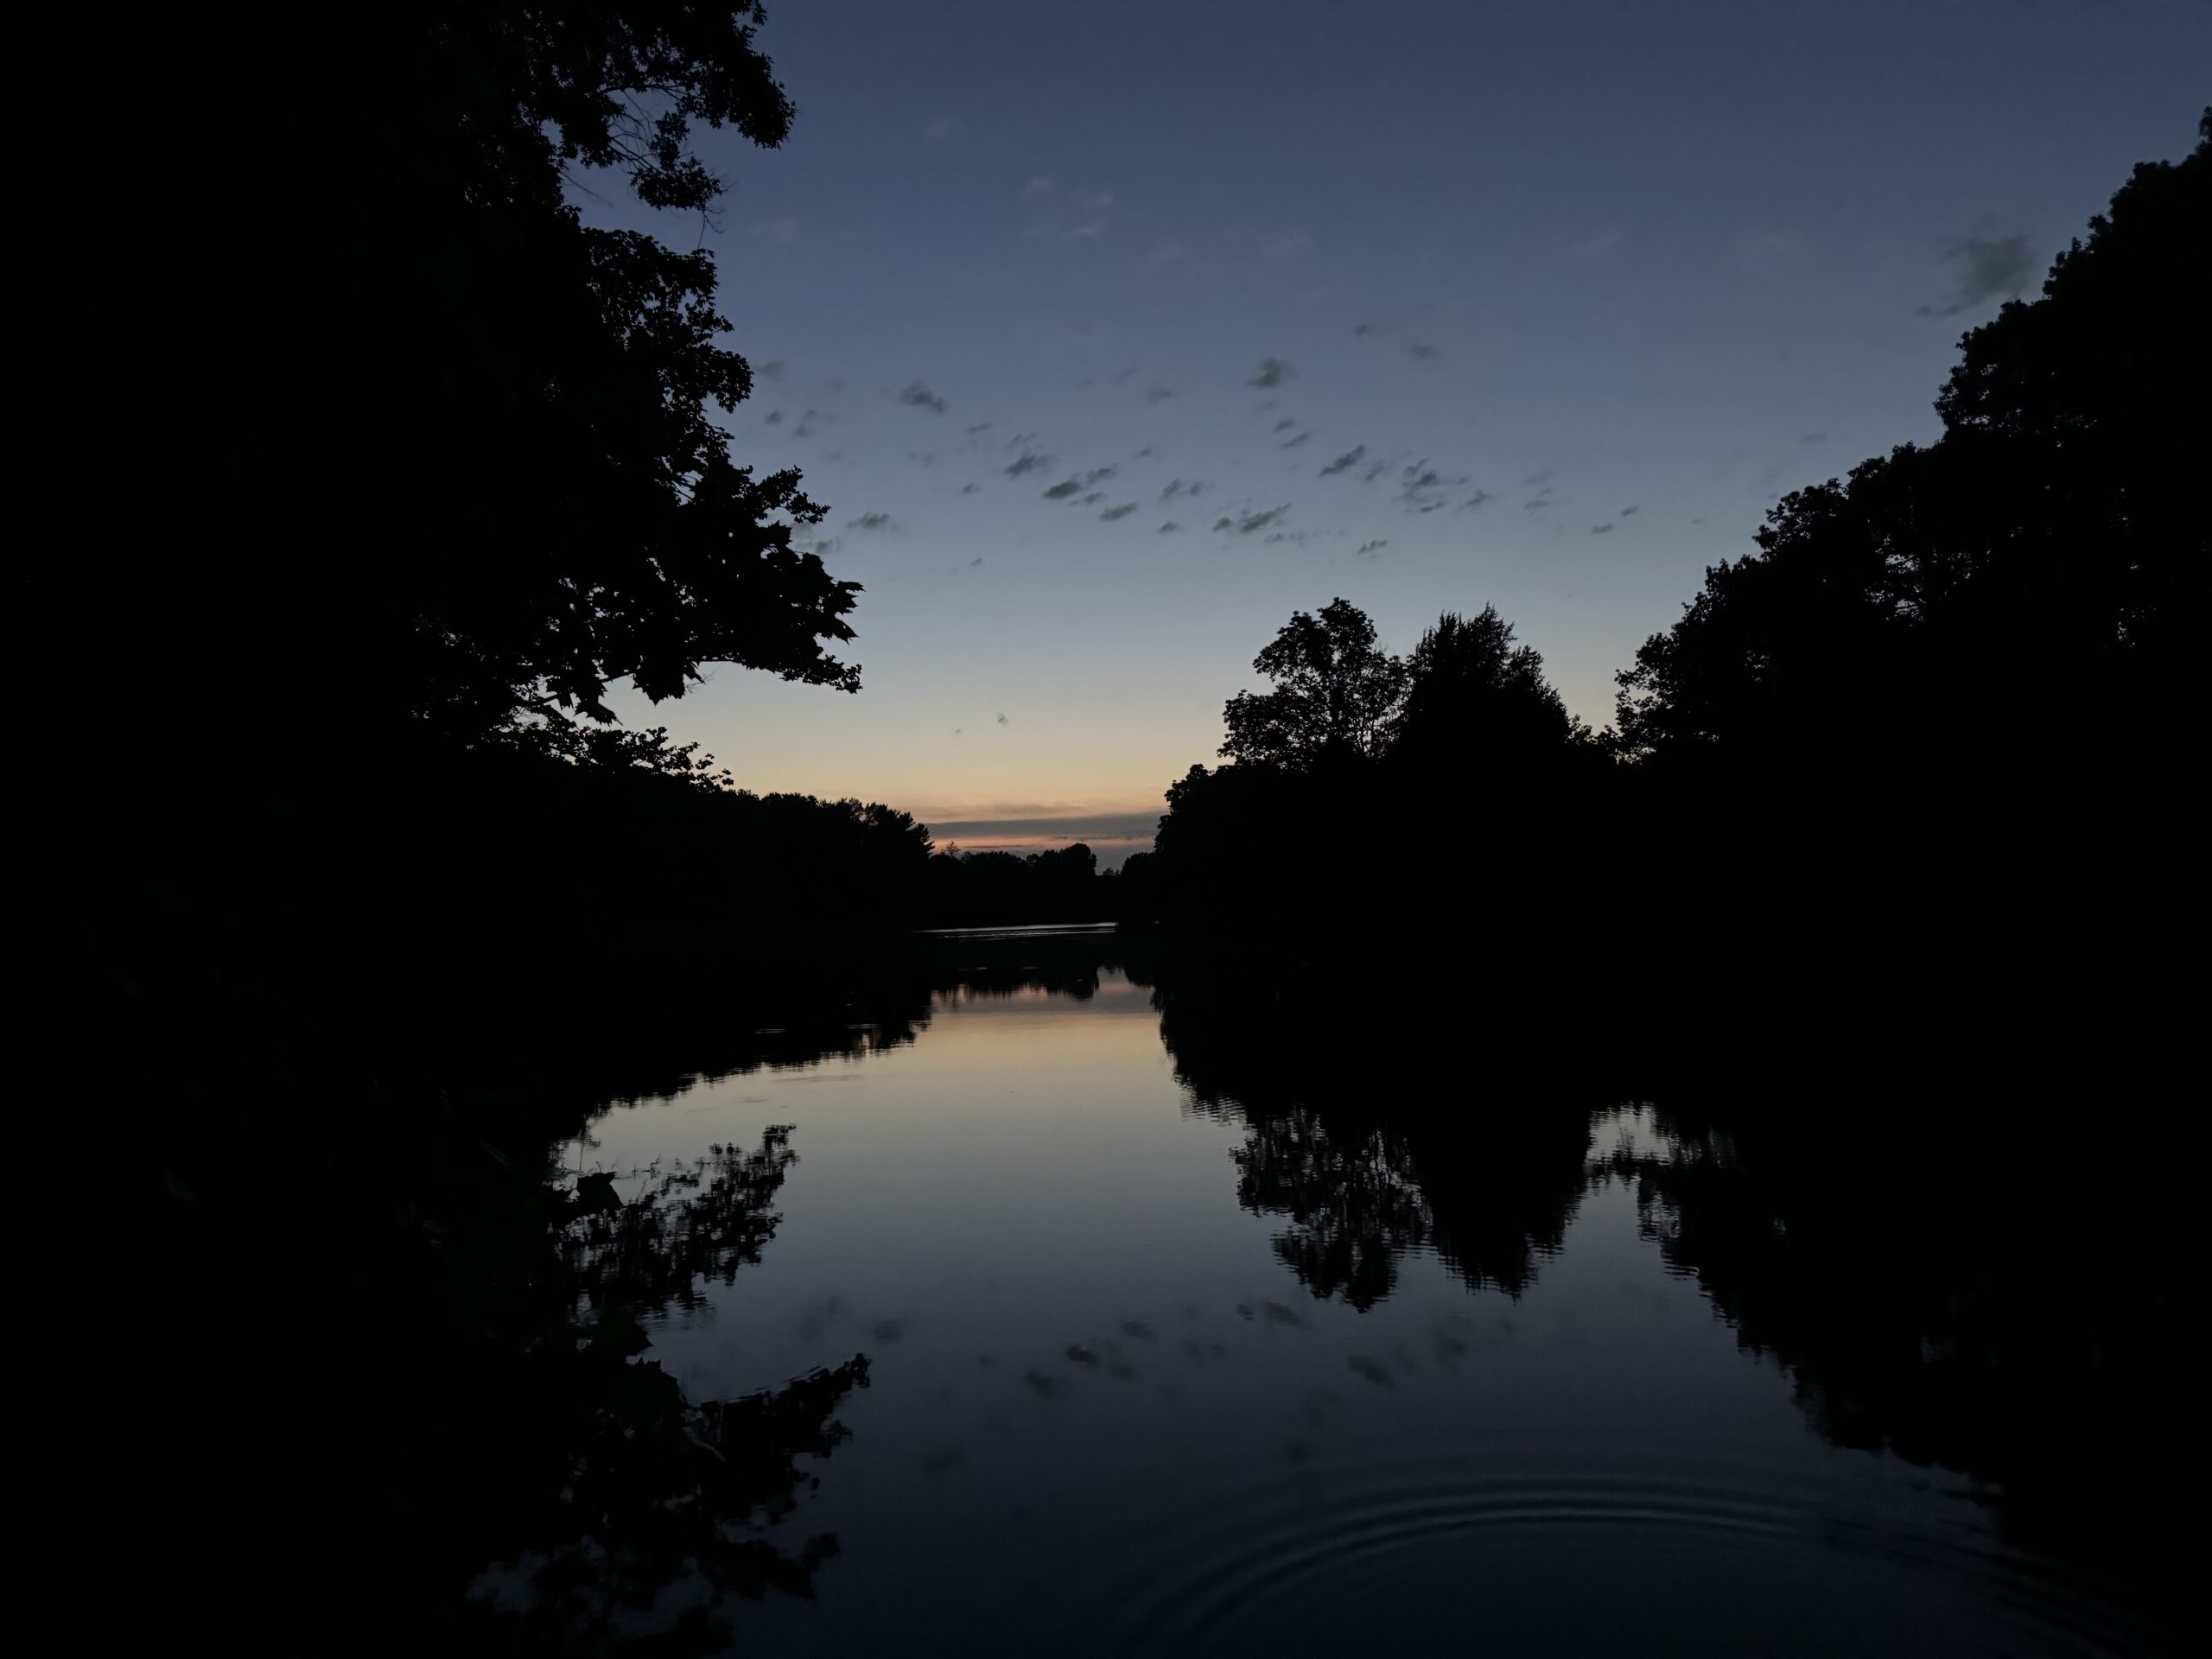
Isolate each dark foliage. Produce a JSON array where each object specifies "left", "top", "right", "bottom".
[{"left": 1609, "top": 111, "right": 2207, "bottom": 976}]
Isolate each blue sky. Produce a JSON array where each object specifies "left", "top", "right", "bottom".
[{"left": 581, "top": 0, "right": 2208, "bottom": 862}]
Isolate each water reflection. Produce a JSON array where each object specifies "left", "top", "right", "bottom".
[
  {"left": 516, "top": 935, "right": 2183, "bottom": 1653},
  {"left": 1147, "top": 962, "right": 1599, "bottom": 1306}
]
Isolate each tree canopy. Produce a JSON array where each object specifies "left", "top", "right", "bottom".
[
  {"left": 1221, "top": 599, "right": 1406, "bottom": 770},
  {"left": 56, "top": 3, "right": 863, "bottom": 762}
]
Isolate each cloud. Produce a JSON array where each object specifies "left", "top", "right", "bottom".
[
  {"left": 1160, "top": 478, "right": 1204, "bottom": 500},
  {"left": 1261, "top": 230, "right": 1312, "bottom": 258},
  {"left": 749, "top": 218, "right": 799, "bottom": 248},
  {"left": 1064, "top": 221, "right": 1106, "bottom": 241},
  {"left": 1005, "top": 448, "right": 1053, "bottom": 480},
  {"left": 1272, "top": 417, "right": 1297, "bottom": 433},
  {"left": 1144, "top": 383, "right": 1173, "bottom": 404},
  {"left": 996, "top": 712, "right": 1009, "bottom": 726},
  {"left": 1619, "top": 504, "right": 1639, "bottom": 516},
  {"left": 851, "top": 512, "right": 897, "bottom": 531},
  {"left": 759, "top": 360, "right": 785, "bottom": 382},
  {"left": 1248, "top": 357, "right": 1295, "bottom": 390},
  {"left": 1044, "top": 467, "right": 1121, "bottom": 504},
  {"left": 899, "top": 379, "right": 949, "bottom": 414},
  {"left": 1920, "top": 231, "right": 2036, "bottom": 317},
  {"left": 1080, "top": 491, "right": 1105, "bottom": 505},
  {"left": 1523, "top": 469, "right": 1555, "bottom": 485},
  {"left": 1355, "top": 538, "right": 1389, "bottom": 558},
  {"left": 1319, "top": 445, "right": 1366, "bottom": 476},
  {"left": 964, "top": 421, "right": 993, "bottom": 437},
  {"left": 1400, "top": 459, "right": 1452, "bottom": 509},
  {"left": 1159, "top": 520, "right": 1180, "bottom": 533},
  {"left": 1352, "top": 321, "right": 1390, "bottom": 337},
  {"left": 1459, "top": 489, "right": 1494, "bottom": 510},
  {"left": 1406, "top": 341, "right": 1441, "bottom": 362},
  {"left": 1591, "top": 522, "right": 1615, "bottom": 535},
  {"left": 908, "top": 449, "right": 936, "bottom": 467},
  {"left": 1100, "top": 502, "right": 1137, "bottom": 521},
  {"left": 1141, "top": 239, "right": 1187, "bottom": 271},
  {"left": 1798, "top": 432, "right": 1828, "bottom": 444},
  {"left": 1213, "top": 505, "right": 1290, "bottom": 536},
  {"left": 969, "top": 556, "right": 984, "bottom": 566},
  {"left": 764, "top": 409, "right": 784, "bottom": 424},
  {"left": 1361, "top": 458, "right": 1389, "bottom": 484},
  {"left": 1281, "top": 431, "right": 1311, "bottom": 448},
  {"left": 1573, "top": 228, "right": 1624, "bottom": 256},
  {"left": 924, "top": 116, "right": 958, "bottom": 141},
  {"left": 1021, "top": 176, "right": 1055, "bottom": 198}
]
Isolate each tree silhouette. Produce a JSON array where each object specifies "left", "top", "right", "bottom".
[
  {"left": 1389, "top": 606, "right": 1585, "bottom": 766},
  {"left": 48, "top": 3, "right": 862, "bottom": 779},
  {"left": 1221, "top": 599, "right": 1407, "bottom": 769}
]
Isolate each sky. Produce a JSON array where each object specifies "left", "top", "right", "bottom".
[{"left": 582, "top": 0, "right": 2209, "bottom": 865}]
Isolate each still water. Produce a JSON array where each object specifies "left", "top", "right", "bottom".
[{"left": 534, "top": 936, "right": 2174, "bottom": 1655}]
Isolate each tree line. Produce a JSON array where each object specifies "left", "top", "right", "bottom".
[{"left": 1136, "top": 112, "right": 2206, "bottom": 995}]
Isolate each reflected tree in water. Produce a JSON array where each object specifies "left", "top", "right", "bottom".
[{"left": 1146, "top": 962, "right": 1599, "bottom": 1306}]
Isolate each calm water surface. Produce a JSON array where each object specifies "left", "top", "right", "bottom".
[{"left": 544, "top": 944, "right": 2171, "bottom": 1655}]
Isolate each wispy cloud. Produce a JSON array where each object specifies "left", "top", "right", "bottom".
[
  {"left": 1400, "top": 459, "right": 1461, "bottom": 511},
  {"left": 1921, "top": 230, "right": 2036, "bottom": 317},
  {"left": 899, "top": 379, "right": 948, "bottom": 414},
  {"left": 1355, "top": 538, "right": 1389, "bottom": 558},
  {"left": 1261, "top": 230, "right": 1312, "bottom": 258},
  {"left": 1045, "top": 466, "right": 1117, "bottom": 501},
  {"left": 1140, "top": 239, "right": 1187, "bottom": 271},
  {"left": 1212, "top": 505, "right": 1290, "bottom": 535},
  {"left": 924, "top": 116, "right": 958, "bottom": 141},
  {"left": 1159, "top": 520, "right": 1180, "bottom": 533},
  {"left": 1248, "top": 357, "right": 1295, "bottom": 390},
  {"left": 1160, "top": 478, "right": 1204, "bottom": 500},
  {"left": 1143, "top": 383, "right": 1173, "bottom": 404},
  {"left": 1100, "top": 502, "right": 1137, "bottom": 521},
  {"left": 1281, "top": 431, "right": 1311, "bottom": 449},
  {"left": 1004, "top": 447, "right": 1053, "bottom": 480},
  {"left": 1319, "top": 444, "right": 1367, "bottom": 476},
  {"left": 850, "top": 512, "right": 897, "bottom": 531},
  {"left": 1272, "top": 417, "right": 1297, "bottom": 433}
]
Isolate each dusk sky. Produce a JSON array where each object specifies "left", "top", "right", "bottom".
[{"left": 583, "top": 0, "right": 2208, "bottom": 863}]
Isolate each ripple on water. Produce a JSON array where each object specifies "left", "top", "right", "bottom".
[{"left": 1075, "top": 1442, "right": 2165, "bottom": 1656}]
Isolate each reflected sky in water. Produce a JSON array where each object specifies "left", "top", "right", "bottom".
[{"left": 558, "top": 963, "right": 2164, "bottom": 1655}]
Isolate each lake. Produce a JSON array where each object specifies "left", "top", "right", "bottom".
[{"left": 493, "top": 930, "right": 2180, "bottom": 1654}]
